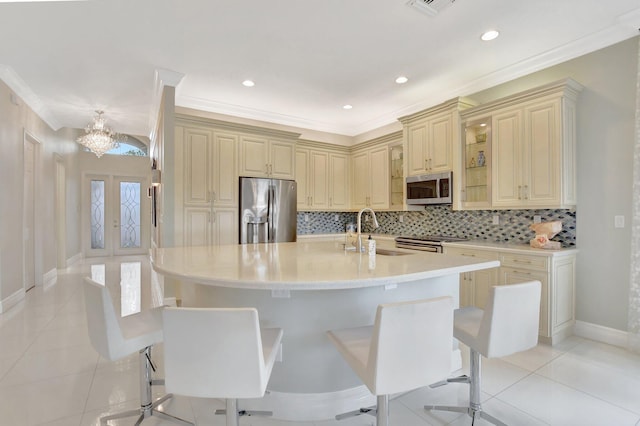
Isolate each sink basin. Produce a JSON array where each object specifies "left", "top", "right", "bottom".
[{"left": 375, "top": 248, "right": 411, "bottom": 256}]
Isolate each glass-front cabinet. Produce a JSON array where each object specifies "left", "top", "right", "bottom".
[
  {"left": 461, "top": 118, "right": 491, "bottom": 208},
  {"left": 390, "top": 144, "right": 404, "bottom": 209}
]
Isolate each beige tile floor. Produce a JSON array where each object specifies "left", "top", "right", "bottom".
[{"left": 1, "top": 256, "right": 640, "bottom": 425}]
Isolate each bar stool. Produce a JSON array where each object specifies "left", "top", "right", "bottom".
[
  {"left": 327, "top": 297, "right": 454, "bottom": 426},
  {"left": 162, "top": 307, "right": 283, "bottom": 426},
  {"left": 82, "top": 277, "right": 193, "bottom": 425},
  {"left": 425, "top": 281, "right": 542, "bottom": 426}
]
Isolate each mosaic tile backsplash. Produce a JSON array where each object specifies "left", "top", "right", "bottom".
[{"left": 297, "top": 206, "right": 576, "bottom": 247}]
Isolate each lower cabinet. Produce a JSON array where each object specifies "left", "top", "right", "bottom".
[
  {"left": 446, "top": 247, "right": 499, "bottom": 309},
  {"left": 444, "top": 245, "right": 576, "bottom": 345},
  {"left": 183, "top": 207, "right": 238, "bottom": 246}
]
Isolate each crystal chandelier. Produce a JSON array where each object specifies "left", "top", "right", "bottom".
[{"left": 77, "top": 110, "right": 125, "bottom": 158}]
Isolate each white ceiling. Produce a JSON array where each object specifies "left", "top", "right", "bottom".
[{"left": 0, "top": 0, "right": 639, "bottom": 139}]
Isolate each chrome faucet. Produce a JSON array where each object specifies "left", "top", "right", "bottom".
[{"left": 356, "top": 208, "right": 380, "bottom": 253}]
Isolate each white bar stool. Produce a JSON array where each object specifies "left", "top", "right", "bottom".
[
  {"left": 162, "top": 307, "right": 283, "bottom": 426},
  {"left": 327, "top": 296, "right": 454, "bottom": 426},
  {"left": 425, "top": 280, "right": 541, "bottom": 426},
  {"left": 83, "top": 277, "right": 193, "bottom": 425}
]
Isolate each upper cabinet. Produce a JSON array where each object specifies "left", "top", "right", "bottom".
[
  {"left": 296, "top": 142, "right": 350, "bottom": 211},
  {"left": 350, "top": 132, "right": 401, "bottom": 211},
  {"left": 399, "top": 98, "right": 475, "bottom": 177},
  {"left": 240, "top": 137, "right": 296, "bottom": 179},
  {"left": 457, "top": 79, "right": 582, "bottom": 210},
  {"left": 459, "top": 118, "right": 492, "bottom": 209}
]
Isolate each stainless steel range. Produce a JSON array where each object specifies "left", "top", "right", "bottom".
[{"left": 395, "top": 235, "right": 467, "bottom": 253}]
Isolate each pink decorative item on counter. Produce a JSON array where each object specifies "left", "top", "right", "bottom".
[{"left": 529, "top": 221, "right": 562, "bottom": 249}]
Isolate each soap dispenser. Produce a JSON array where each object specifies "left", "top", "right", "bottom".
[{"left": 367, "top": 235, "right": 376, "bottom": 255}]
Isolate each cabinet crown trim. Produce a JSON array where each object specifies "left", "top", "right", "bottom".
[
  {"left": 398, "top": 97, "right": 476, "bottom": 124},
  {"left": 460, "top": 78, "right": 584, "bottom": 119},
  {"left": 350, "top": 131, "right": 403, "bottom": 152},
  {"left": 298, "top": 139, "right": 350, "bottom": 153},
  {"left": 176, "top": 113, "right": 302, "bottom": 140}
]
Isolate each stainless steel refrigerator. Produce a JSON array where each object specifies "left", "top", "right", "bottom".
[{"left": 239, "top": 177, "right": 297, "bottom": 244}]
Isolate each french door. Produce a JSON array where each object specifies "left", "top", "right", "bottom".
[{"left": 84, "top": 174, "right": 150, "bottom": 257}]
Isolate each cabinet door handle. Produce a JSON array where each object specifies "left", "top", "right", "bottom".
[
  {"left": 518, "top": 185, "right": 522, "bottom": 200},
  {"left": 329, "top": 197, "right": 332, "bottom": 207},
  {"left": 524, "top": 185, "right": 529, "bottom": 200},
  {"left": 513, "top": 259, "right": 531, "bottom": 264},
  {"left": 461, "top": 253, "right": 476, "bottom": 257},
  {"left": 429, "top": 158, "right": 433, "bottom": 170},
  {"left": 265, "top": 163, "right": 270, "bottom": 175},
  {"left": 310, "top": 196, "right": 313, "bottom": 205}
]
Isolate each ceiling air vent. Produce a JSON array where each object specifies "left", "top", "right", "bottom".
[{"left": 407, "top": 0, "right": 455, "bottom": 17}]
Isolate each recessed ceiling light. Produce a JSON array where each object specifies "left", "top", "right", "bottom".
[
  {"left": 395, "top": 76, "right": 409, "bottom": 84},
  {"left": 481, "top": 30, "right": 500, "bottom": 41},
  {"left": 343, "top": 105, "right": 353, "bottom": 110},
  {"left": 480, "top": 123, "right": 487, "bottom": 127},
  {"left": 242, "top": 80, "right": 255, "bottom": 87}
]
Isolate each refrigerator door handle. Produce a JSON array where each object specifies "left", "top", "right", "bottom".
[{"left": 267, "top": 184, "right": 274, "bottom": 242}]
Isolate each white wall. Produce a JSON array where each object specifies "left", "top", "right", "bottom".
[
  {"left": 461, "top": 37, "right": 639, "bottom": 332},
  {"left": 0, "top": 79, "right": 81, "bottom": 307}
]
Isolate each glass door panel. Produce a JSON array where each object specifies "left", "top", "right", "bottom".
[
  {"left": 114, "top": 177, "right": 148, "bottom": 256},
  {"left": 85, "top": 175, "right": 149, "bottom": 257}
]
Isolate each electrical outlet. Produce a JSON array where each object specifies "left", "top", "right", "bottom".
[
  {"left": 334, "top": 214, "right": 339, "bottom": 221},
  {"left": 615, "top": 215, "right": 625, "bottom": 228},
  {"left": 398, "top": 215, "right": 404, "bottom": 223},
  {"left": 304, "top": 214, "right": 309, "bottom": 223},
  {"left": 533, "top": 215, "right": 542, "bottom": 223},
  {"left": 492, "top": 214, "right": 500, "bottom": 225}
]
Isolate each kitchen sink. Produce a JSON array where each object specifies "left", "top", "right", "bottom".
[{"left": 375, "top": 248, "right": 412, "bottom": 256}]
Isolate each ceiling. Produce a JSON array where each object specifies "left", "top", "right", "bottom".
[{"left": 0, "top": 0, "right": 639, "bottom": 140}]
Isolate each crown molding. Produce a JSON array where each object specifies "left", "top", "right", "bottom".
[
  {"left": 148, "top": 68, "right": 185, "bottom": 140},
  {"left": 175, "top": 112, "right": 301, "bottom": 140},
  {"left": 0, "top": 64, "right": 61, "bottom": 130},
  {"left": 176, "top": 94, "right": 357, "bottom": 136}
]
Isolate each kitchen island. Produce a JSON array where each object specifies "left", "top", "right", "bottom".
[{"left": 151, "top": 240, "right": 499, "bottom": 421}]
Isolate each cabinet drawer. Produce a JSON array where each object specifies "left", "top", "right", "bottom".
[
  {"left": 501, "top": 253, "right": 548, "bottom": 271},
  {"left": 445, "top": 247, "right": 498, "bottom": 261}
]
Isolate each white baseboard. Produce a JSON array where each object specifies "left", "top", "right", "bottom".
[
  {"left": 0, "top": 288, "right": 25, "bottom": 314},
  {"left": 43, "top": 268, "right": 57, "bottom": 289},
  {"left": 574, "top": 320, "right": 628, "bottom": 348},
  {"left": 65, "top": 252, "right": 83, "bottom": 268}
]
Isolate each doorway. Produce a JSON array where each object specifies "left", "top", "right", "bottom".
[
  {"left": 83, "top": 174, "right": 149, "bottom": 257},
  {"left": 55, "top": 157, "right": 67, "bottom": 269},
  {"left": 23, "top": 134, "right": 38, "bottom": 291}
]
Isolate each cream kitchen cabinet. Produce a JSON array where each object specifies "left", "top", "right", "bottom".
[
  {"left": 444, "top": 243, "right": 576, "bottom": 345},
  {"left": 499, "top": 251, "right": 575, "bottom": 343},
  {"left": 183, "top": 207, "right": 238, "bottom": 246},
  {"left": 458, "top": 79, "right": 582, "bottom": 210},
  {"left": 296, "top": 148, "right": 328, "bottom": 210},
  {"left": 400, "top": 98, "right": 474, "bottom": 177},
  {"left": 444, "top": 246, "right": 499, "bottom": 309},
  {"left": 240, "top": 136, "right": 295, "bottom": 179},
  {"left": 492, "top": 98, "right": 568, "bottom": 208},
  {"left": 351, "top": 145, "right": 389, "bottom": 209},
  {"left": 296, "top": 144, "right": 349, "bottom": 211},
  {"left": 175, "top": 124, "right": 239, "bottom": 246},
  {"left": 328, "top": 152, "right": 349, "bottom": 209}
]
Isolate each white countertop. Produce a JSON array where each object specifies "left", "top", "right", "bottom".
[
  {"left": 151, "top": 241, "right": 499, "bottom": 290},
  {"left": 442, "top": 240, "right": 578, "bottom": 256}
]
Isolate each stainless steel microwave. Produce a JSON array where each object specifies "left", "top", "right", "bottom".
[{"left": 406, "top": 171, "right": 453, "bottom": 205}]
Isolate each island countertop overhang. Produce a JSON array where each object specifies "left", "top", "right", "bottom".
[{"left": 151, "top": 241, "right": 500, "bottom": 290}]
